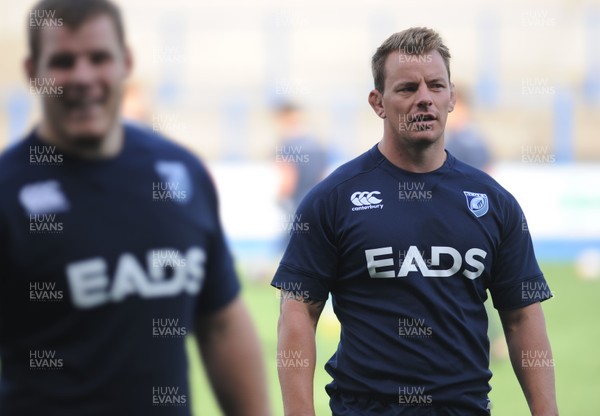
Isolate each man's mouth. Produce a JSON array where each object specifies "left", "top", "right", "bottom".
[
  {"left": 399, "top": 113, "right": 437, "bottom": 132},
  {"left": 410, "top": 113, "right": 436, "bottom": 122},
  {"left": 64, "top": 96, "right": 104, "bottom": 110},
  {"left": 62, "top": 96, "right": 106, "bottom": 120}
]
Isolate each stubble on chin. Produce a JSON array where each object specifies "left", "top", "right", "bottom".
[
  {"left": 67, "top": 134, "right": 106, "bottom": 151},
  {"left": 397, "top": 129, "right": 443, "bottom": 151}
]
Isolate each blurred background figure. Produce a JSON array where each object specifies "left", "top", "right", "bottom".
[
  {"left": 274, "top": 102, "right": 328, "bottom": 248},
  {"left": 446, "top": 85, "right": 493, "bottom": 172},
  {"left": 274, "top": 102, "right": 328, "bottom": 214}
]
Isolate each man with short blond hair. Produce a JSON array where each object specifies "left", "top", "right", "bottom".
[{"left": 274, "top": 27, "right": 558, "bottom": 415}]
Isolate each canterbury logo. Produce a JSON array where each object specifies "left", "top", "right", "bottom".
[
  {"left": 351, "top": 191, "right": 384, "bottom": 211},
  {"left": 19, "top": 180, "right": 70, "bottom": 215},
  {"left": 351, "top": 191, "right": 382, "bottom": 206}
]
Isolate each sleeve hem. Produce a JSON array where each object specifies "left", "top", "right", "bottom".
[
  {"left": 271, "top": 263, "right": 331, "bottom": 301},
  {"left": 196, "top": 282, "right": 241, "bottom": 316},
  {"left": 495, "top": 295, "right": 552, "bottom": 312},
  {"left": 490, "top": 273, "right": 544, "bottom": 291},
  {"left": 272, "top": 262, "right": 333, "bottom": 285}
]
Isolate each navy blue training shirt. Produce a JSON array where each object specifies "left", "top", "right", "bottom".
[
  {"left": 0, "top": 124, "right": 240, "bottom": 415},
  {"left": 272, "top": 144, "right": 552, "bottom": 414}
]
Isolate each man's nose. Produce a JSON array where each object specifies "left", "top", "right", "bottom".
[
  {"left": 68, "top": 56, "right": 96, "bottom": 85},
  {"left": 414, "top": 83, "right": 433, "bottom": 107}
]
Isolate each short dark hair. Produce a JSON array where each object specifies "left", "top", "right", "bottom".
[
  {"left": 28, "top": 0, "right": 126, "bottom": 64},
  {"left": 371, "top": 27, "right": 451, "bottom": 93}
]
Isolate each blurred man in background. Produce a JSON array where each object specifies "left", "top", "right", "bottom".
[
  {"left": 273, "top": 27, "right": 557, "bottom": 415},
  {"left": 274, "top": 102, "right": 328, "bottom": 212},
  {"left": 0, "top": 0, "right": 269, "bottom": 415},
  {"left": 445, "top": 86, "right": 493, "bottom": 172},
  {"left": 274, "top": 102, "right": 328, "bottom": 248}
]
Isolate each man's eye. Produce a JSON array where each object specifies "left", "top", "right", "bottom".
[
  {"left": 48, "top": 54, "right": 75, "bottom": 69},
  {"left": 90, "top": 51, "right": 111, "bottom": 65}
]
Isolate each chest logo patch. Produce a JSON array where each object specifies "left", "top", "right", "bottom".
[
  {"left": 154, "top": 161, "right": 192, "bottom": 205},
  {"left": 463, "top": 191, "right": 489, "bottom": 218},
  {"left": 19, "top": 180, "right": 70, "bottom": 215},
  {"left": 351, "top": 191, "right": 384, "bottom": 211}
]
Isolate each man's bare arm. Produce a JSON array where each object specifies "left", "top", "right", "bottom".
[
  {"left": 196, "top": 296, "right": 270, "bottom": 416},
  {"left": 499, "top": 302, "right": 558, "bottom": 416},
  {"left": 277, "top": 291, "right": 326, "bottom": 416}
]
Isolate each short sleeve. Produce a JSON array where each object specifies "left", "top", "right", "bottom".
[
  {"left": 271, "top": 187, "right": 337, "bottom": 301},
  {"left": 489, "top": 194, "right": 552, "bottom": 310},
  {"left": 195, "top": 166, "right": 241, "bottom": 315}
]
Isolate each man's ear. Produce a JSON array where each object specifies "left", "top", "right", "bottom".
[
  {"left": 368, "top": 89, "right": 386, "bottom": 119},
  {"left": 25, "top": 57, "right": 36, "bottom": 80},
  {"left": 448, "top": 82, "right": 456, "bottom": 113}
]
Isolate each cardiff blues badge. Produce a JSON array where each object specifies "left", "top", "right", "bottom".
[
  {"left": 154, "top": 161, "right": 192, "bottom": 205},
  {"left": 463, "top": 191, "right": 488, "bottom": 218}
]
